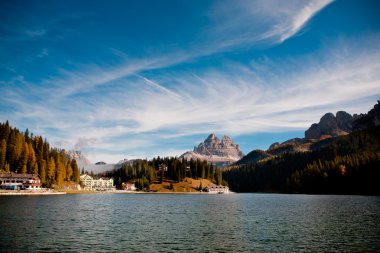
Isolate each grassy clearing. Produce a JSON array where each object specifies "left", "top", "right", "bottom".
[{"left": 149, "top": 177, "right": 216, "bottom": 193}]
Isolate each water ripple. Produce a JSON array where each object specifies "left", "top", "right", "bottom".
[{"left": 0, "top": 194, "right": 379, "bottom": 252}]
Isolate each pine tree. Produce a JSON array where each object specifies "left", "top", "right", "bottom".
[
  {"left": 27, "top": 143, "right": 36, "bottom": 173},
  {"left": 48, "top": 157, "right": 56, "bottom": 182},
  {"left": 66, "top": 162, "right": 73, "bottom": 181},
  {"left": 24, "top": 128, "right": 30, "bottom": 143},
  {"left": 5, "top": 163, "right": 10, "bottom": 173},
  {"left": 71, "top": 159, "right": 80, "bottom": 183},
  {"left": 0, "top": 139, "right": 6, "bottom": 169},
  {"left": 33, "top": 163, "right": 39, "bottom": 174},
  {"left": 6, "top": 131, "right": 16, "bottom": 170},
  {"left": 39, "top": 160, "right": 47, "bottom": 184},
  {"left": 19, "top": 143, "right": 28, "bottom": 173}
]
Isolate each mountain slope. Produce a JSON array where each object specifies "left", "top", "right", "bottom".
[
  {"left": 237, "top": 102, "right": 380, "bottom": 165},
  {"left": 224, "top": 125, "right": 380, "bottom": 194},
  {"left": 225, "top": 101, "right": 380, "bottom": 195},
  {"left": 235, "top": 149, "right": 273, "bottom": 165}
]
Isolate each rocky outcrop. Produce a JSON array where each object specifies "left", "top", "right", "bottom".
[
  {"left": 266, "top": 111, "right": 354, "bottom": 157},
  {"left": 336, "top": 111, "right": 353, "bottom": 132},
  {"left": 236, "top": 101, "right": 380, "bottom": 166},
  {"left": 305, "top": 111, "right": 353, "bottom": 140},
  {"left": 180, "top": 133, "right": 244, "bottom": 166},
  {"left": 352, "top": 101, "right": 380, "bottom": 131}
]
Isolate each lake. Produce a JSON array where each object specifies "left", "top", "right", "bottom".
[{"left": 0, "top": 193, "right": 379, "bottom": 252}]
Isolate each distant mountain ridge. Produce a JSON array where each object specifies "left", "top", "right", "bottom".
[
  {"left": 237, "top": 101, "right": 380, "bottom": 165},
  {"left": 180, "top": 133, "right": 244, "bottom": 166},
  {"left": 225, "top": 102, "right": 380, "bottom": 194},
  {"left": 352, "top": 101, "right": 380, "bottom": 131},
  {"left": 66, "top": 150, "right": 136, "bottom": 174}
]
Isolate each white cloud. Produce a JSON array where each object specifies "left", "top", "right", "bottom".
[
  {"left": 29, "top": 0, "right": 334, "bottom": 99},
  {"left": 207, "top": 0, "right": 334, "bottom": 48},
  {"left": 2, "top": 2, "right": 379, "bottom": 163},
  {"left": 3, "top": 35, "right": 379, "bottom": 163},
  {"left": 278, "top": 0, "right": 333, "bottom": 42}
]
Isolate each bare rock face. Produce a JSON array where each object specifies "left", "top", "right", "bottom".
[
  {"left": 180, "top": 133, "right": 244, "bottom": 165},
  {"left": 352, "top": 101, "right": 380, "bottom": 131},
  {"left": 194, "top": 133, "right": 244, "bottom": 159},
  {"left": 336, "top": 111, "right": 353, "bottom": 132},
  {"left": 66, "top": 150, "right": 92, "bottom": 169},
  {"left": 305, "top": 112, "right": 353, "bottom": 140}
]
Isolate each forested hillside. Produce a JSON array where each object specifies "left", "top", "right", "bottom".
[
  {"left": 223, "top": 126, "right": 380, "bottom": 194},
  {"left": 0, "top": 121, "right": 80, "bottom": 187},
  {"left": 100, "top": 156, "right": 223, "bottom": 189}
]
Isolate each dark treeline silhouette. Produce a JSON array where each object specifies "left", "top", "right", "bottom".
[
  {"left": 223, "top": 126, "right": 380, "bottom": 195},
  {"left": 0, "top": 121, "right": 80, "bottom": 187},
  {"left": 100, "top": 156, "right": 222, "bottom": 189}
]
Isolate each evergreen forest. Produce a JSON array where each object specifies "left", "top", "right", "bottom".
[
  {"left": 223, "top": 126, "right": 380, "bottom": 195},
  {"left": 100, "top": 156, "right": 223, "bottom": 190},
  {"left": 0, "top": 121, "right": 80, "bottom": 187}
]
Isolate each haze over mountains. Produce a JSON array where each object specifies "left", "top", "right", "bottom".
[
  {"left": 66, "top": 150, "right": 91, "bottom": 169},
  {"left": 66, "top": 150, "right": 139, "bottom": 174}
]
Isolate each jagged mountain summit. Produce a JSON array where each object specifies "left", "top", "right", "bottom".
[
  {"left": 305, "top": 111, "right": 353, "bottom": 140},
  {"left": 180, "top": 133, "right": 244, "bottom": 166},
  {"left": 268, "top": 110, "right": 356, "bottom": 156},
  {"left": 352, "top": 101, "right": 380, "bottom": 130},
  {"left": 66, "top": 150, "right": 92, "bottom": 169}
]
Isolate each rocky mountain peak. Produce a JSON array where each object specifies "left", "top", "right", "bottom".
[
  {"left": 203, "top": 133, "right": 220, "bottom": 147},
  {"left": 181, "top": 133, "right": 244, "bottom": 166},
  {"left": 305, "top": 111, "right": 353, "bottom": 140},
  {"left": 222, "top": 135, "right": 233, "bottom": 145},
  {"left": 193, "top": 133, "right": 243, "bottom": 158},
  {"left": 66, "top": 150, "right": 92, "bottom": 169}
]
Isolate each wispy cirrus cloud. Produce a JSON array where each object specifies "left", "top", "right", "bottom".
[
  {"left": 3, "top": 0, "right": 378, "bottom": 164},
  {"left": 275, "top": 0, "right": 334, "bottom": 42},
  {"left": 17, "top": 0, "right": 333, "bottom": 99},
  {"left": 3, "top": 34, "right": 378, "bottom": 163},
  {"left": 206, "top": 0, "right": 334, "bottom": 48}
]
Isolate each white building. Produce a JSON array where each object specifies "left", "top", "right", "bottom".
[
  {"left": 0, "top": 174, "right": 41, "bottom": 190},
  {"left": 80, "top": 174, "right": 115, "bottom": 191}
]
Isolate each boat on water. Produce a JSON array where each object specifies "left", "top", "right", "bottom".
[{"left": 204, "top": 185, "right": 230, "bottom": 194}]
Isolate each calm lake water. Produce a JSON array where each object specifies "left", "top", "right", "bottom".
[{"left": 0, "top": 193, "right": 379, "bottom": 252}]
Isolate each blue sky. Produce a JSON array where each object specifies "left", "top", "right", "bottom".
[{"left": 1, "top": 0, "right": 380, "bottom": 163}]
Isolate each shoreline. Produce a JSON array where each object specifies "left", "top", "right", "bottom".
[
  {"left": 66, "top": 190, "right": 216, "bottom": 195},
  {"left": 0, "top": 190, "right": 66, "bottom": 195},
  {"left": 0, "top": 190, "right": 234, "bottom": 195}
]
